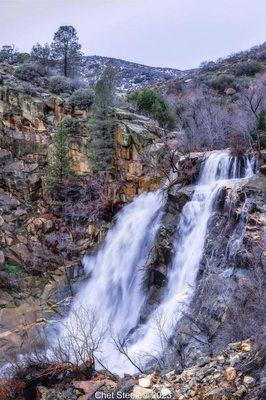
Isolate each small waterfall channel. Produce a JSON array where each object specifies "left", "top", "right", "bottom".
[{"left": 56, "top": 150, "right": 255, "bottom": 375}]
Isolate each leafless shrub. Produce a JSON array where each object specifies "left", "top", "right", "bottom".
[
  {"left": 225, "top": 245, "right": 265, "bottom": 343},
  {"left": 142, "top": 313, "right": 187, "bottom": 371},
  {"left": 2, "top": 306, "right": 111, "bottom": 398},
  {"left": 111, "top": 334, "right": 144, "bottom": 374},
  {"left": 50, "top": 306, "right": 106, "bottom": 374},
  {"left": 239, "top": 76, "right": 266, "bottom": 150}
]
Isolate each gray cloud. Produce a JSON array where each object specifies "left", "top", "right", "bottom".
[{"left": 0, "top": 0, "right": 265, "bottom": 69}]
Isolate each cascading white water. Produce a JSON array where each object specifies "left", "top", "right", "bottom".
[
  {"left": 56, "top": 150, "right": 255, "bottom": 375},
  {"left": 81, "top": 190, "right": 164, "bottom": 338},
  {"left": 126, "top": 150, "right": 253, "bottom": 361},
  {"left": 55, "top": 190, "right": 164, "bottom": 371}
]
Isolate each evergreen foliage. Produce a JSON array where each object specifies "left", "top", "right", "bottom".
[
  {"left": 87, "top": 68, "right": 116, "bottom": 174},
  {"left": 45, "top": 119, "right": 74, "bottom": 196},
  {"left": 31, "top": 42, "right": 52, "bottom": 68},
  {"left": 235, "top": 60, "right": 262, "bottom": 76},
  {"left": 0, "top": 45, "right": 30, "bottom": 64},
  {"left": 127, "top": 89, "right": 175, "bottom": 129},
  {"left": 48, "top": 76, "right": 72, "bottom": 94},
  {"left": 207, "top": 74, "right": 236, "bottom": 92},
  {"left": 69, "top": 88, "right": 94, "bottom": 108},
  {"left": 13, "top": 63, "right": 41, "bottom": 81},
  {"left": 51, "top": 25, "right": 83, "bottom": 78}
]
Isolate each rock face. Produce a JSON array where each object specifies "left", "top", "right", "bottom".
[
  {"left": 0, "top": 63, "right": 164, "bottom": 196},
  {"left": 115, "top": 108, "right": 164, "bottom": 197}
]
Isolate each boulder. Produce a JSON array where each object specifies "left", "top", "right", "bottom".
[
  {"left": 243, "top": 376, "right": 255, "bottom": 386},
  {"left": 0, "top": 148, "right": 11, "bottom": 163},
  {"left": 160, "top": 387, "right": 172, "bottom": 398},
  {"left": 259, "top": 163, "right": 266, "bottom": 175},
  {"left": 73, "top": 380, "right": 105, "bottom": 396},
  {"left": 123, "top": 121, "right": 154, "bottom": 148},
  {"left": 7, "top": 243, "right": 31, "bottom": 265},
  {"left": 0, "top": 193, "right": 20, "bottom": 211},
  {"left": 132, "top": 385, "right": 153, "bottom": 399},
  {"left": 225, "top": 87, "right": 236, "bottom": 95},
  {"left": 0, "top": 250, "right": 4, "bottom": 266},
  {"left": 226, "top": 367, "right": 236, "bottom": 381},
  {"left": 138, "top": 375, "right": 153, "bottom": 388}
]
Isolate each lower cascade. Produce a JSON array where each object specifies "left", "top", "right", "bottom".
[{"left": 55, "top": 149, "right": 255, "bottom": 375}]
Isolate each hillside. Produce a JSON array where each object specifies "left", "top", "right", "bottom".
[{"left": 82, "top": 55, "right": 188, "bottom": 93}]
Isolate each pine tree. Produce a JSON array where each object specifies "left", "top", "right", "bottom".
[
  {"left": 31, "top": 42, "right": 52, "bottom": 69},
  {"left": 45, "top": 119, "right": 74, "bottom": 196},
  {"left": 51, "top": 25, "right": 83, "bottom": 78},
  {"left": 87, "top": 67, "right": 116, "bottom": 174}
]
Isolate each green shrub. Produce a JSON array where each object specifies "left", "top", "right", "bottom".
[
  {"left": 3, "top": 264, "right": 23, "bottom": 277},
  {"left": 235, "top": 61, "right": 262, "bottom": 76},
  {"left": 256, "top": 50, "right": 266, "bottom": 61},
  {"left": 48, "top": 76, "right": 72, "bottom": 95},
  {"left": 134, "top": 76, "right": 145, "bottom": 84},
  {"left": 127, "top": 89, "right": 175, "bottom": 129},
  {"left": 68, "top": 88, "right": 94, "bottom": 108},
  {"left": 13, "top": 63, "right": 40, "bottom": 81},
  {"left": 200, "top": 61, "right": 217, "bottom": 71},
  {"left": 207, "top": 74, "right": 236, "bottom": 92}
]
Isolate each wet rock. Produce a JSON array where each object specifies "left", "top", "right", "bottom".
[
  {"left": 259, "top": 163, "right": 266, "bottom": 175},
  {"left": 150, "top": 269, "right": 168, "bottom": 287}
]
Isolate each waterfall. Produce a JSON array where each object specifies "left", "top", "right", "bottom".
[
  {"left": 55, "top": 150, "right": 255, "bottom": 375},
  {"left": 55, "top": 190, "right": 164, "bottom": 372}
]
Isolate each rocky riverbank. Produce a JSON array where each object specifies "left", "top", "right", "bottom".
[{"left": 25, "top": 339, "right": 264, "bottom": 400}]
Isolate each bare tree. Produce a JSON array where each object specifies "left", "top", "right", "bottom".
[
  {"left": 239, "top": 76, "right": 266, "bottom": 151},
  {"left": 50, "top": 306, "right": 106, "bottom": 375},
  {"left": 4, "top": 306, "right": 110, "bottom": 390}
]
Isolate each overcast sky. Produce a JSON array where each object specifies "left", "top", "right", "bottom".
[{"left": 0, "top": 0, "right": 265, "bottom": 69}]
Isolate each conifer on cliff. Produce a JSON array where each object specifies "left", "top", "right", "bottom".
[
  {"left": 45, "top": 118, "right": 74, "bottom": 196},
  {"left": 87, "top": 66, "right": 116, "bottom": 174}
]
